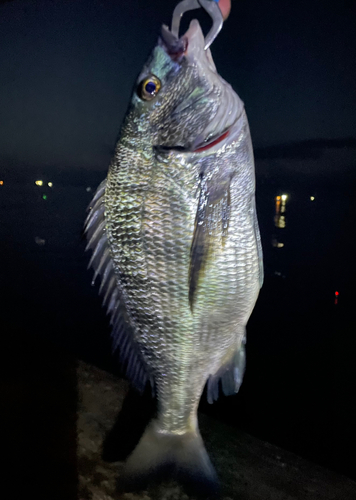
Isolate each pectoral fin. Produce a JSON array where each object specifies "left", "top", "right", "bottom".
[{"left": 189, "top": 175, "right": 232, "bottom": 309}]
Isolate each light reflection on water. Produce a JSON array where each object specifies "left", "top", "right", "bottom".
[{"left": 274, "top": 193, "right": 288, "bottom": 229}]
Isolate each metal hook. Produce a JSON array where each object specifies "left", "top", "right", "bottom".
[{"left": 171, "top": 0, "right": 223, "bottom": 50}]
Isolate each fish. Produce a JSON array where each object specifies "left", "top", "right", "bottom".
[{"left": 84, "top": 18, "right": 263, "bottom": 493}]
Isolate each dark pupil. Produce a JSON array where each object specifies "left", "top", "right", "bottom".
[{"left": 145, "top": 81, "right": 156, "bottom": 94}]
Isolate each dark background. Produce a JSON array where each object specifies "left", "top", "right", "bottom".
[{"left": 1, "top": 0, "right": 355, "bottom": 491}]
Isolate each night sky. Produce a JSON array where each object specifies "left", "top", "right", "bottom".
[{"left": 1, "top": 0, "right": 355, "bottom": 171}]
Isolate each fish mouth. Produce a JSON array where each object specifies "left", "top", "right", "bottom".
[
  {"left": 161, "top": 19, "right": 207, "bottom": 60},
  {"left": 160, "top": 24, "right": 188, "bottom": 59},
  {"left": 157, "top": 20, "right": 245, "bottom": 155}
]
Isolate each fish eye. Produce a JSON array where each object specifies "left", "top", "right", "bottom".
[{"left": 138, "top": 75, "right": 161, "bottom": 101}]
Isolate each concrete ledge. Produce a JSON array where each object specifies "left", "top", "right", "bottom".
[{"left": 78, "top": 361, "right": 356, "bottom": 499}]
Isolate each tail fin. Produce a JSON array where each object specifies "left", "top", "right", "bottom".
[{"left": 119, "top": 420, "right": 219, "bottom": 496}]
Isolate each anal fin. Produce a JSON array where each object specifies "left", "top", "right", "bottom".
[{"left": 207, "top": 334, "right": 246, "bottom": 404}]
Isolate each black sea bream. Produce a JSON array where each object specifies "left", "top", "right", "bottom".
[{"left": 85, "top": 18, "right": 263, "bottom": 491}]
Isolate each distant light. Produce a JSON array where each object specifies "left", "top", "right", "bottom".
[
  {"left": 310, "top": 196, "right": 315, "bottom": 201},
  {"left": 35, "top": 236, "right": 46, "bottom": 246},
  {"left": 0, "top": 180, "right": 3, "bottom": 185},
  {"left": 42, "top": 194, "right": 47, "bottom": 200},
  {"left": 335, "top": 291, "right": 339, "bottom": 296},
  {"left": 35, "top": 180, "right": 43, "bottom": 186},
  {"left": 86, "top": 186, "right": 92, "bottom": 192},
  {"left": 48, "top": 182, "right": 53, "bottom": 187},
  {"left": 275, "top": 195, "right": 281, "bottom": 201},
  {"left": 281, "top": 194, "right": 288, "bottom": 202},
  {"left": 272, "top": 239, "right": 285, "bottom": 248},
  {"left": 274, "top": 215, "right": 286, "bottom": 229}
]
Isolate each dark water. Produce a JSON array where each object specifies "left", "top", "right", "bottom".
[{"left": 1, "top": 161, "right": 355, "bottom": 481}]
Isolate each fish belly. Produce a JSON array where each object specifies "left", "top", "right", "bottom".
[{"left": 106, "top": 150, "right": 259, "bottom": 433}]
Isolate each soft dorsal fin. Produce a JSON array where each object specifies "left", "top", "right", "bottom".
[{"left": 84, "top": 180, "right": 149, "bottom": 393}]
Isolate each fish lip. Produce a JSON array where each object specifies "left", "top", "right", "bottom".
[
  {"left": 160, "top": 19, "right": 205, "bottom": 59},
  {"left": 160, "top": 24, "right": 188, "bottom": 58}
]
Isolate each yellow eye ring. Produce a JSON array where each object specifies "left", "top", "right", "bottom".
[{"left": 138, "top": 75, "right": 161, "bottom": 101}]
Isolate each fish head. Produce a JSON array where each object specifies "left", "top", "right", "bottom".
[{"left": 129, "top": 20, "right": 244, "bottom": 153}]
